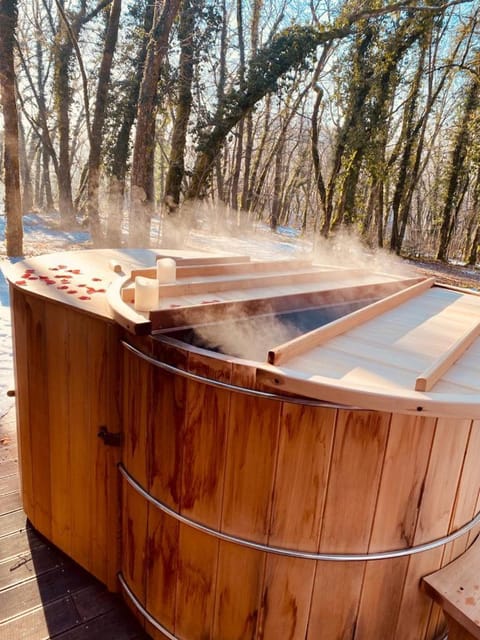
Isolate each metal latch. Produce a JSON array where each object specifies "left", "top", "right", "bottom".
[{"left": 97, "top": 426, "right": 123, "bottom": 447}]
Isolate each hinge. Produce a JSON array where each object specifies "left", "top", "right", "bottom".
[{"left": 97, "top": 426, "right": 123, "bottom": 447}]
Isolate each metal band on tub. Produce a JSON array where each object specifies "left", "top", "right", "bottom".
[
  {"left": 121, "top": 340, "right": 365, "bottom": 410},
  {"left": 118, "top": 572, "right": 178, "bottom": 640},
  {"left": 118, "top": 462, "right": 480, "bottom": 562}
]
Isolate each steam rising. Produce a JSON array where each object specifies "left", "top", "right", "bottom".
[
  {"left": 192, "top": 314, "right": 299, "bottom": 362},
  {"left": 148, "top": 201, "right": 416, "bottom": 362}
]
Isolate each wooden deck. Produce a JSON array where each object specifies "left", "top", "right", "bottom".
[{"left": 0, "top": 404, "right": 150, "bottom": 640}]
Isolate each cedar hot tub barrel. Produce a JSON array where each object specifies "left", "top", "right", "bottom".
[
  {"left": 118, "top": 334, "right": 480, "bottom": 640},
  {"left": 6, "top": 250, "right": 480, "bottom": 640}
]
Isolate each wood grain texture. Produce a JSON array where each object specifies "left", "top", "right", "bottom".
[
  {"left": 268, "top": 277, "right": 435, "bottom": 365},
  {"left": 415, "top": 321, "right": 480, "bottom": 391},
  {"left": 174, "top": 352, "right": 232, "bottom": 639},
  {"left": 10, "top": 289, "right": 122, "bottom": 588},
  {"left": 355, "top": 414, "right": 437, "bottom": 639},
  {"left": 394, "top": 416, "right": 472, "bottom": 640}
]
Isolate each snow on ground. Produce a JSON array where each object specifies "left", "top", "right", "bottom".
[
  {"left": 0, "top": 212, "right": 308, "bottom": 419},
  {"left": 0, "top": 213, "right": 91, "bottom": 418}
]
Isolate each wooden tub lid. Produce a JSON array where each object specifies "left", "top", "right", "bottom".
[{"left": 257, "top": 282, "right": 480, "bottom": 419}]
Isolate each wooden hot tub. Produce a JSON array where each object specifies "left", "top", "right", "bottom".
[{"left": 5, "top": 249, "right": 480, "bottom": 640}]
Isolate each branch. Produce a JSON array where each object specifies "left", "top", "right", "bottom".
[
  {"left": 82, "top": 0, "right": 113, "bottom": 25},
  {"left": 346, "top": 0, "right": 473, "bottom": 23}
]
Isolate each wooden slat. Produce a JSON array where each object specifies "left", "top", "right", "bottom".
[
  {"left": 149, "top": 276, "right": 425, "bottom": 331},
  {"left": 173, "top": 352, "right": 232, "bottom": 639},
  {"left": 0, "top": 563, "right": 92, "bottom": 624},
  {"left": 268, "top": 277, "right": 435, "bottom": 365},
  {"left": 393, "top": 417, "right": 472, "bottom": 640},
  {"left": 415, "top": 320, "right": 480, "bottom": 391},
  {"left": 158, "top": 253, "right": 252, "bottom": 266},
  {"left": 354, "top": 414, "right": 437, "bottom": 638},
  {"left": 132, "top": 257, "right": 311, "bottom": 280},
  {"left": 0, "top": 509, "right": 27, "bottom": 537},
  {"left": 121, "top": 267, "right": 369, "bottom": 304},
  {"left": 307, "top": 409, "right": 391, "bottom": 639},
  {"left": 44, "top": 303, "right": 71, "bottom": 559}
]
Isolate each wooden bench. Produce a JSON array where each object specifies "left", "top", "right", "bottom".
[{"left": 422, "top": 535, "right": 480, "bottom": 640}]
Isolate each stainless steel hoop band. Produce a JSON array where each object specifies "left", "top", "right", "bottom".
[
  {"left": 122, "top": 340, "right": 364, "bottom": 410},
  {"left": 119, "top": 463, "right": 480, "bottom": 562},
  {"left": 118, "top": 572, "right": 178, "bottom": 640}
]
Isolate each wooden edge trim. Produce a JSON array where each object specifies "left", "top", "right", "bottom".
[
  {"left": 128, "top": 267, "right": 371, "bottom": 301},
  {"left": 267, "top": 276, "right": 436, "bottom": 365},
  {"left": 157, "top": 254, "right": 252, "bottom": 265},
  {"left": 129, "top": 257, "right": 313, "bottom": 281},
  {"left": 148, "top": 275, "right": 427, "bottom": 331},
  {"left": 434, "top": 282, "right": 480, "bottom": 296},
  {"left": 105, "top": 274, "right": 151, "bottom": 335},
  {"left": 415, "top": 321, "right": 480, "bottom": 391}
]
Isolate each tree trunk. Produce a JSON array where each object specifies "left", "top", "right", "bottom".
[
  {"left": 105, "top": 1, "right": 154, "bottom": 245},
  {"left": 186, "top": 26, "right": 322, "bottom": 200},
  {"left": 129, "top": 0, "right": 181, "bottom": 247},
  {"left": 54, "top": 26, "right": 76, "bottom": 223},
  {"left": 270, "top": 143, "right": 283, "bottom": 230},
  {"left": 18, "top": 113, "right": 34, "bottom": 213},
  {"left": 437, "top": 77, "right": 480, "bottom": 261},
  {"left": 87, "top": 0, "right": 122, "bottom": 244},
  {"left": 164, "top": 0, "right": 195, "bottom": 212},
  {"left": 241, "top": 0, "right": 262, "bottom": 212},
  {"left": 0, "top": 0, "right": 23, "bottom": 256}
]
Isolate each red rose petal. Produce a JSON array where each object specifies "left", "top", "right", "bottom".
[
  {"left": 15, "top": 280, "right": 26, "bottom": 285},
  {"left": 45, "top": 279, "right": 55, "bottom": 285},
  {"left": 28, "top": 276, "right": 38, "bottom": 280},
  {"left": 49, "top": 267, "right": 59, "bottom": 271},
  {"left": 57, "top": 264, "right": 67, "bottom": 269},
  {"left": 79, "top": 296, "right": 91, "bottom": 300},
  {"left": 92, "top": 277, "right": 102, "bottom": 282},
  {"left": 67, "top": 289, "right": 77, "bottom": 294},
  {"left": 25, "top": 268, "right": 35, "bottom": 273},
  {"left": 57, "top": 285, "right": 69, "bottom": 290},
  {"left": 39, "top": 275, "right": 48, "bottom": 280}
]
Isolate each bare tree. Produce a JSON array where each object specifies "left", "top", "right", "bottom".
[
  {"left": 86, "top": 0, "right": 122, "bottom": 244},
  {"left": 129, "top": 0, "right": 182, "bottom": 246},
  {"left": 0, "top": 0, "right": 23, "bottom": 256}
]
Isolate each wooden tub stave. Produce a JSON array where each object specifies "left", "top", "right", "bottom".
[{"left": 119, "top": 336, "right": 480, "bottom": 640}]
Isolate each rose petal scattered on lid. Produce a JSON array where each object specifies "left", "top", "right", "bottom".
[
  {"left": 15, "top": 280, "right": 26, "bottom": 285},
  {"left": 79, "top": 296, "right": 91, "bottom": 300}
]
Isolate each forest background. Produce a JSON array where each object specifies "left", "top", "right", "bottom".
[{"left": 1, "top": 0, "right": 480, "bottom": 266}]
